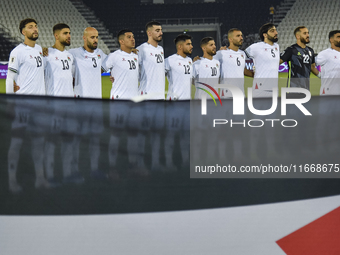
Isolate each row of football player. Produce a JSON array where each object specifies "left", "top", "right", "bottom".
[{"left": 5, "top": 19, "right": 340, "bottom": 99}]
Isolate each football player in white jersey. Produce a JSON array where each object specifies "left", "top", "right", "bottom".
[
  {"left": 43, "top": 23, "right": 77, "bottom": 185},
  {"left": 165, "top": 34, "right": 193, "bottom": 100},
  {"left": 103, "top": 29, "right": 145, "bottom": 178},
  {"left": 69, "top": 27, "right": 107, "bottom": 98},
  {"left": 67, "top": 27, "right": 108, "bottom": 181},
  {"left": 164, "top": 34, "right": 193, "bottom": 170},
  {"left": 137, "top": 21, "right": 165, "bottom": 100},
  {"left": 245, "top": 23, "right": 280, "bottom": 98},
  {"left": 193, "top": 37, "right": 220, "bottom": 99},
  {"left": 192, "top": 37, "right": 221, "bottom": 163},
  {"left": 6, "top": 18, "right": 45, "bottom": 95},
  {"left": 103, "top": 29, "right": 139, "bottom": 99},
  {"left": 136, "top": 21, "right": 166, "bottom": 172},
  {"left": 44, "top": 23, "right": 74, "bottom": 97},
  {"left": 316, "top": 30, "right": 340, "bottom": 95},
  {"left": 215, "top": 28, "right": 254, "bottom": 98},
  {"left": 6, "top": 18, "right": 49, "bottom": 192}
]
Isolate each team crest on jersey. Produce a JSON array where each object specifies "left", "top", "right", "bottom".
[
  {"left": 216, "top": 64, "right": 219, "bottom": 67},
  {"left": 97, "top": 55, "right": 101, "bottom": 59},
  {"left": 67, "top": 56, "right": 71, "bottom": 61},
  {"left": 335, "top": 56, "right": 338, "bottom": 59},
  {"left": 150, "top": 53, "right": 153, "bottom": 56},
  {"left": 161, "top": 52, "right": 164, "bottom": 55},
  {"left": 39, "top": 52, "right": 43, "bottom": 56},
  {"left": 241, "top": 54, "right": 244, "bottom": 58},
  {"left": 178, "top": 62, "right": 182, "bottom": 66},
  {"left": 265, "top": 49, "right": 268, "bottom": 51},
  {"left": 55, "top": 57, "right": 59, "bottom": 60},
  {"left": 275, "top": 48, "right": 278, "bottom": 51},
  {"left": 134, "top": 58, "right": 137, "bottom": 62},
  {"left": 85, "top": 56, "right": 88, "bottom": 59},
  {"left": 229, "top": 55, "right": 233, "bottom": 58},
  {"left": 29, "top": 55, "right": 33, "bottom": 59},
  {"left": 122, "top": 58, "right": 126, "bottom": 61},
  {"left": 297, "top": 52, "right": 301, "bottom": 56},
  {"left": 205, "top": 65, "right": 209, "bottom": 68},
  {"left": 189, "top": 61, "right": 192, "bottom": 65}
]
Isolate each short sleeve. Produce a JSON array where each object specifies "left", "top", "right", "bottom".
[
  {"left": 164, "top": 57, "right": 170, "bottom": 76},
  {"left": 244, "top": 44, "right": 254, "bottom": 59},
  {"left": 7, "top": 50, "right": 20, "bottom": 74},
  {"left": 214, "top": 50, "right": 222, "bottom": 62},
  {"left": 315, "top": 51, "right": 326, "bottom": 66},
  {"left": 280, "top": 46, "right": 293, "bottom": 62},
  {"left": 102, "top": 52, "right": 114, "bottom": 72},
  {"left": 311, "top": 48, "right": 316, "bottom": 64},
  {"left": 192, "top": 61, "right": 200, "bottom": 79}
]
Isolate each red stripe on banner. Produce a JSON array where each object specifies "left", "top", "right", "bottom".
[{"left": 276, "top": 206, "right": 340, "bottom": 254}]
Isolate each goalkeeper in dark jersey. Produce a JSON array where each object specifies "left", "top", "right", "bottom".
[{"left": 280, "top": 26, "right": 320, "bottom": 96}]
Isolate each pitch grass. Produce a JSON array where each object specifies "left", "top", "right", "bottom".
[{"left": 0, "top": 73, "right": 321, "bottom": 97}]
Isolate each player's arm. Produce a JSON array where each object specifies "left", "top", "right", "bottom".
[
  {"left": 244, "top": 67, "right": 254, "bottom": 77},
  {"left": 311, "top": 63, "right": 320, "bottom": 77},
  {"left": 6, "top": 69, "right": 19, "bottom": 93},
  {"left": 193, "top": 56, "right": 201, "bottom": 62},
  {"left": 42, "top": 47, "right": 49, "bottom": 57},
  {"left": 280, "top": 47, "right": 291, "bottom": 65}
]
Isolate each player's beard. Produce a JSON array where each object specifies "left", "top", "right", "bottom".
[
  {"left": 267, "top": 35, "right": 278, "bottom": 43},
  {"left": 27, "top": 33, "right": 39, "bottom": 41},
  {"left": 233, "top": 39, "right": 243, "bottom": 47},
  {"left": 87, "top": 41, "right": 97, "bottom": 50},
  {"left": 207, "top": 49, "right": 216, "bottom": 56},
  {"left": 61, "top": 39, "right": 71, "bottom": 47},
  {"left": 301, "top": 37, "right": 310, "bottom": 44},
  {"left": 183, "top": 49, "right": 192, "bottom": 56},
  {"left": 154, "top": 35, "right": 162, "bottom": 43},
  {"left": 334, "top": 40, "right": 340, "bottom": 47}
]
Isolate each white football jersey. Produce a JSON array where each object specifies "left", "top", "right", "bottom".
[
  {"left": 44, "top": 48, "right": 74, "bottom": 97},
  {"left": 245, "top": 42, "right": 280, "bottom": 97},
  {"left": 316, "top": 48, "right": 340, "bottom": 95},
  {"left": 137, "top": 42, "right": 165, "bottom": 100},
  {"left": 214, "top": 48, "right": 246, "bottom": 98},
  {"left": 165, "top": 54, "right": 193, "bottom": 100},
  {"left": 192, "top": 57, "right": 220, "bottom": 99},
  {"left": 7, "top": 43, "right": 45, "bottom": 95},
  {"left": 102, "top": 50, "right": 139, "bottom": 100},
  {"left": 69, "top": 47, "right": 107, "bottom": 99}
]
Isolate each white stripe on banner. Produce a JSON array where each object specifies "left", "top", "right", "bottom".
[{"left": 1, "top": 195, "right": 340, "bottom": 255}]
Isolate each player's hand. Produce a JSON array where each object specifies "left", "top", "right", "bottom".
[
  {"left": 131, "top": 48, "right": 139, "bottom": 54},
  {"left": 14, "top": 81, "right": 20, "bottom": 92},
  {"left": 220, "top": 46, "right": 227, "bottom": 50},
  {"left": 193, "top": 56, "right": 201, "bottom": 62},
  {"left": 42, "top": 47, "right": 49, "bottom": 57},
  {"left": 110, "top": 75, "right": 115, "bottom": 83}
]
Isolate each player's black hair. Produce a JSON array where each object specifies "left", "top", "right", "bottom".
[
  {"left": 329, "top": 30, "right": 340, "bottom": 40},
  {"left": 294, "top": 26, "right": 307, "bottom": 37},
  {"left": 117, "top": 29, "right": 134, "bottom": 45},
  {"left": 200, "top": 37, "right": 214, "bottom": 47},
  {"left": 174, "top": 34, "right": 192, "bottom": 46},
  {"left": 259, "top": 23, "right": 275, "bottom": 41},
  {"left": 228, "top": 28, "right": 241, "bottom": 39},
  {"left": 19, "top": 18, "right": 37, "bottom": 34},
  {"left": 117, "top": 29, "right": 133, "bottom": 39},
  {"left": 53, "top": 23, "right": 70, "bottom": 34},
  {"left": 145, "top": 21, "right": 161, "bottom": 32}
]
